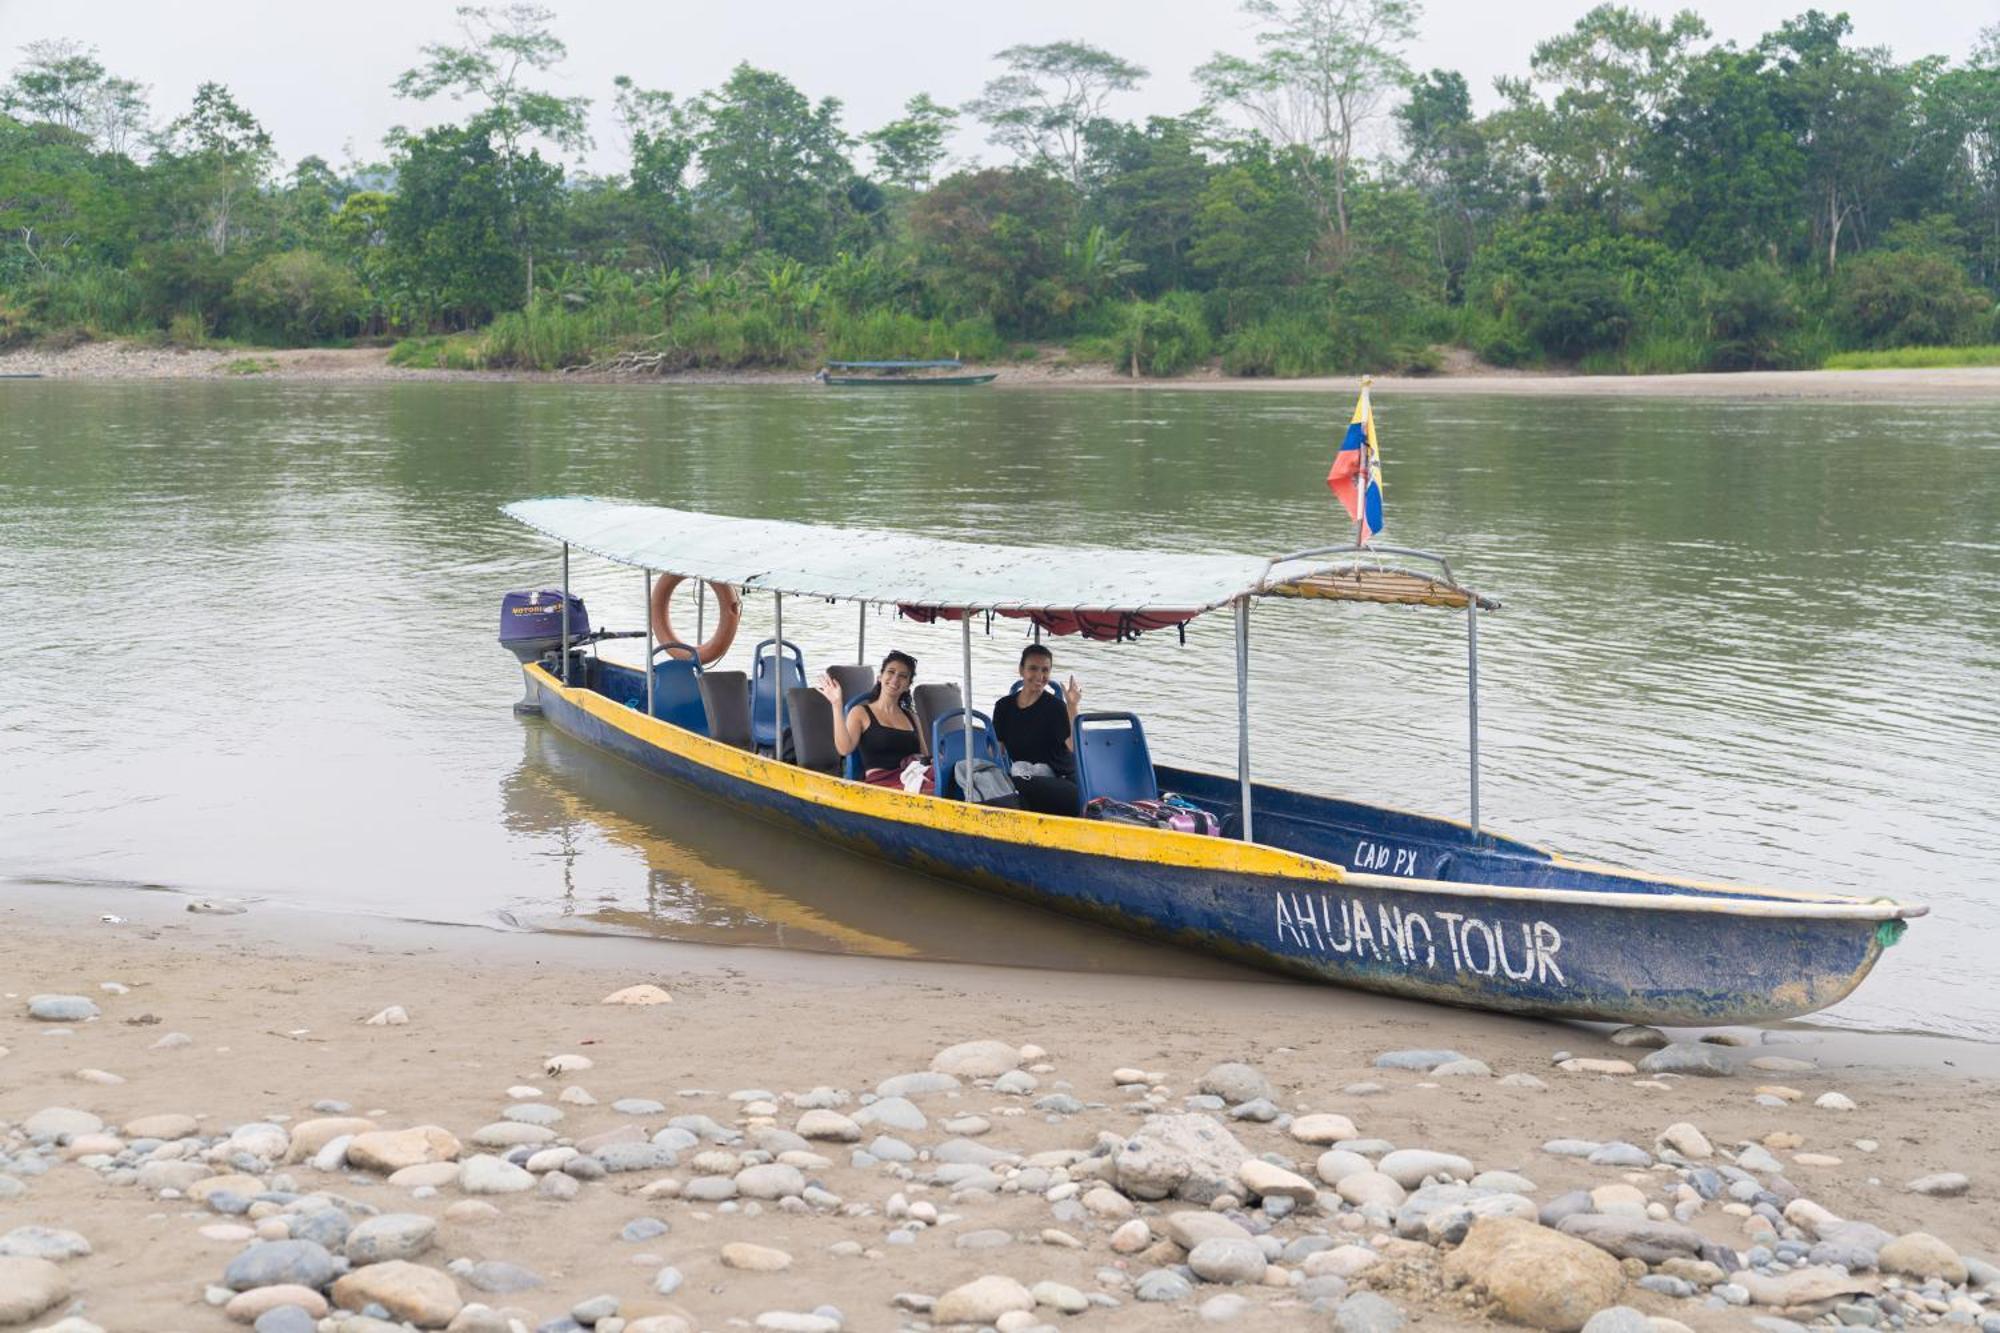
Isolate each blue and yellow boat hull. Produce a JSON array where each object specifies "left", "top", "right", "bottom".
[{"left": 525, "top": 662, "right": 1921, "bottom": 1026}]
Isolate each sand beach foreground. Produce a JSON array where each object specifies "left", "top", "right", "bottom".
[
  {"left": 4, "top": 342, "right": 2000, "bottom": 399},
  {"left": 0, "top": 889, "right": 1995, "bottom": 1333}
]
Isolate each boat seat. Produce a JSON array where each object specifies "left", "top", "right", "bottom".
[
  {"left": 911, "top": 683, "right": 962, "bottom": 755},
  {"left": 698, "top": 670, "right": 753, "bottom": 751},
  {"left": 931, "top": 708, "right": 1005, "bottom": 801},
  {"left": 1074, "top": 711, "right": 1159, "bottom": 806},
  {"left": 842, "top": 698, "right": 869, "bottom": 780},
  {"left": 650, "top": 657, "right": 708, "bottom": 736},
  {"left": 750, "top": 638, "right": 807, "bottom": 755},
  {"left": 1006, "top": 678, "right": 1064, "bottom": 702},
  {"left": 785, "top": 687, "right": 843, "bottom": 775},
  {"left": 827, "top": 663, "right": 876, "bottom": 708}
]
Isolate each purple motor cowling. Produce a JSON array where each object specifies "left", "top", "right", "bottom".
[{"left": 499, "top": 588, "right": 589, "bottom": 664}]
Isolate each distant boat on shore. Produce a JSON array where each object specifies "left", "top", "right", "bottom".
[{"left": 814, "top": 359, "right": 997, "bottom": 387}]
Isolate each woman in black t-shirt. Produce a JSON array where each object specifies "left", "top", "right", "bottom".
[{"left": 993, "top": 643, "right": 1083, "bottom": 815}]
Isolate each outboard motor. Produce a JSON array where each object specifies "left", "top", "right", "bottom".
[{"left": 500, "top": 589, "right": 588, "bottom": 714}]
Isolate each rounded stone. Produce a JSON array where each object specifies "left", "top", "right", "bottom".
[
  {"left": 344, "top": 1213, "right": 437, "bottom": 1265},
  {"left": 0, "top": 1257, "right": 68, "bottom": 1325},
  {"left": 223, "top": 1285, "right": 329, "bottom": 1323},
  {"left": 934, "top": 1275, "right": 1035, "bottom": 1324},
  {"left": 721, "top": 1243, "right": 792, "bottom": 1272},
  {"left": 930, "top": 1041, "right": 1023, "bottom": 1078},
  {"left": 1188, "top": 1237, "right": 1269, "bottom": 1284}
]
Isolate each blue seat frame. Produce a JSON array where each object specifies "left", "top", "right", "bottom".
[
  {"left": 749, "top": 638, "right": 807, "bottom": 753},
  {"left": 1072, "top": 711, "right": 1158, "bottom": 806},
  {"left": 931, "top": 708, "right": 1006, "bottom": 801},
  {"left": 650, "top": 656, "right": 708, "bottom": 736}
]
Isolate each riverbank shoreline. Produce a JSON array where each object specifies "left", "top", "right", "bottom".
[
  {"left": 2, "top": 887, "right": 1994, "bottom": 1331},
  {"left": 6, "top": 341, "right": 2000, "bottom": 400}
]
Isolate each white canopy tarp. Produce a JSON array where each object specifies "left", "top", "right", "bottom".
[{"left": 504, "top": 497, "right": 1486, "bottom": 626}]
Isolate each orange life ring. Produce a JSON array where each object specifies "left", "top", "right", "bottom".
[{"left": 650, "top": 575, "right": 741, "bottom": 665}]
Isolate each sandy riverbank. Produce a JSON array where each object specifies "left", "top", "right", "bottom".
[
  {"left": 5, "top": 341, "right": 2000, "bottom": 400},
  {"left": 1, "top": 888, "right": 1994, "bottom": 1333}
]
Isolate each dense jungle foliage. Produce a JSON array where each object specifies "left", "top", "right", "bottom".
[{"left": 4, "top": 3, "right": 1999, "bottom": 375}]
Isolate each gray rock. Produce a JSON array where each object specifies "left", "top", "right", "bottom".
[
  {"left": 596, "top": 1143, "right": 677, "bottom": 1173},
  {"left": 1187, "top": 1237, "right": 1267, "bottom": 1285},
  {"left": 1379, "top": 1149, "right": 1474, "bottom": 1187},
  {"left": 1639, "top": 1275, "right": 1697, "bottom": 1298},
  {"left": 852, "top": 1097, "right": 926, "bottom": 1132},
  {"left": 344, "top": 1213, "right": 436, "bottom": 1265},
  {"left": 736, "top": 1163, "right": 806, "bottom": 1199},
  {"left": 1372, "top": 1049, "right": 1465, "bottom": 1072},
  {"left": 1963, "top": 1256, "right": 1999, "bottom": 1288},
  {"left": 1200, "top": 1292, "right": 1250, "bottom": 1322},
  {"left": 1034, "top": 1094, "right": 1086, "bottom": 1115},
  {"left": 285, "top": 1208, "right": 352, "bottom": 1250},
  {"left": 1750, "top": 1320, "right": 1809, "bottom": 1333},
  {"left": 1582, "top": 1307, "right": 1655, "bottom": 1333},
  {"left": 1907, "top": 1172, "right": 1970, "bottom": 1198},
  {"left": 1136, "top": 1269, "right": 1195, "bottom": 1303},
  {"left": 222, "top": 1240, "right": 337, "bottom": 1291},
  {"left": 1540, "top": 1190, "right": 1593, "bottom": 1227},
  {"left": 1333, "top": 1291, "right": 1406, "bottom": 1333},
  {"left": 254, "top": 1308, "right": 317, "bottom": 1333},
  {"left": 1592, "top": 1141, "right": 1656, "bottom": 1168},
  {"left": 875, "top": 1071, "right": 960, "bottom": 1099},
  {"left": 1558, "top": 1215, "right": 1708, "bottom": 1264},
  {"left": 1228, "top": 1098, "right": 1279, "bottom": 1122},
  {"left": 1114, "top": 1113, "right": 1249, "bottom": 1203},
  {"left": 1811, "top": 1242, "right": 1879, "bottom": 1271},
  {"left": 0, "top": 1228, "right": 90, "bottom": 1261},
  {"left": 1542, "top": 1139, "right": 1602, "bottom": 1158},
  {"left": 612, "top": 1099, "right": 666, "bottom": 1115},
  {"left": 867, "top": 1136, "right": 915, "bottom": 1163},
  {"left": 21, "top": 1108, "right": 102, "bottom": 1142},
  {"left": 1199, "top": 1063, "right": 1274, "bottom": 1104},
  {"left": 652, "top": 1266, "right": 684, "bottom": 1296},
  {"left": 1835, "top": 1303, "right": 1881, "bottom": 1327},
  {"left": 1736, "top": 1145, "right": 1784, "bottom": 1173},
  {"left": 668, "top": 1114, "right": 739, "bottom": 1144},
  {"left": 504, "top": 1103, "right": 564, "bottom": 1126},
  {"left": 620, "top": 1217, "right": 669, "bottom": 1242},
  {"left": 954, "top": 1229, "right": 1012, "bottom": 1250},
  {"left": 1638, "top": 1044, "right": 1733, "bottom": 1077},
  {"left": 539, "top": 1171, "right": 581, "bottom": 1201},
  {"left": 462, "top": 1259, "right": 545, "bottom": 1294},
  {"left": 572, "top": 1294, "right": 620, "bottom": 1324},
  {"left": 26, "top": 995, "right": 99, "bottom": 1022},
  {"left": 1610, "top": 1025, "right": 1670, "bottom": 1048}
]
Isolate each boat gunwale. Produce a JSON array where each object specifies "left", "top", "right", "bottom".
[{"left": 530, "top": 662, "right": 1927, "bottom": 925}]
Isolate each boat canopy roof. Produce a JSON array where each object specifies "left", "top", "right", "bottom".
[
  {"left": 823, "top": 359, "right": 961, "bottom": 370},
  {"left": 505, "top": 497, "right": 1495, "bottom": 639}
]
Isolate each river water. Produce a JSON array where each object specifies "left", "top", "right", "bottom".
[{"left": 3, "top": 381, "right": 1995, "bottom": 1040}]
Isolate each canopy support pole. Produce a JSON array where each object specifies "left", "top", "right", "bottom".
[
  {"left": 1467, "top": 599, "right": 1482, "bottom": 837},
  {"left": 1234, "top": 596, "right": 1253, "bottom": 842},
  {"left": 857, "top": 602, "right": 866, "bottom": 663},
  {"left": 773, "top": 592, "right": 786, "bottom": 760},
  {"left": 960, "top": 612, "right": 974, "bottom": 752},
  {"left": 695, "top": 579, "right": 704, "bottom": 651},
  {"left": 560, "top": 543, "right": 571, "bottom": 686},
  {"left": 643, "top": 570, "right": 654, "bottom": 718}
]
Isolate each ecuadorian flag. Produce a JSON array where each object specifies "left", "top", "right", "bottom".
[{"left": 1326, "top": 383, "right": 1384, "bottom": 538}]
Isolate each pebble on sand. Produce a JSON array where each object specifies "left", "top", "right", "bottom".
[
  {"left": 0, "top": 1256, "right": 69, "bottom": 1325},
  {"left": 930, "top": 1040, "right": 1023, "bottom": 1079},
  {"left": 934, "top": 1275, "right": 1035, "bottom": 1324},
  {"left": 363, "top": 1005, "right": 409, "bottom": 1026},
  {"left": 601, "top": 984, "right": 673, "bottom": 1005},
  {"left": 26, "top": 995, "right": 99, "bottom": 1022},
  {"left": 330, "top": 1259, "right": 464, "bottom": 1327},
  {"left": 1444, "top": 1218, "right": 1625, "bottom": 1333},
  {"left": 720, "top": 1243, "right": 793, "bottom": 1272},
  {"left": 346, "top": 1126, "right": 461, "bottom": 1173}
]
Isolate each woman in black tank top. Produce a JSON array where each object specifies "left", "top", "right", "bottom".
[{"left": 816, "top": 649, "right": 926, "bottom": 778}]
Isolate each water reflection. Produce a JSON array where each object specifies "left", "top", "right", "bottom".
[{"left": 497, "top": 723, "right": 1252, "bottom": 980}]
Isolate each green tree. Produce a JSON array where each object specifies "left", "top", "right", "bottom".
[
  {"left": 864, "top": 94, "right": 958, "bottom": 190},
  {"left": 1493, "top": 5, "right": 1709, "bottom": 220},
  {"left": 695, "top": 64, "right": 854, "bottom": 262},
  {"left": 1395, "top": 70, "right": 1513, "bottom": 292},
  {"left": 1833, "top": 222, "right": 1991, "bottom": 346},
  {"left": 393, "top": 3, "right": 589, "bottom": 301},
  {"left": 150, "top": 82, "right": 275, "bottom": 257},
  {"left": 0, "top": 116, "right": 134, "bottom": 276},
  {"left": 1761, "top": 12, "right": 1908, "bottom": 270},
  {"left": 1, "top": 39, "right": 148, "bottom": 153},
  {"left": 1081, "top": 114, "right": 1215, "bottom": 295},
  {"left": 1197, "top": 0, "right": 1420, "bottom": 250},
  {"left": 386, "top": 122, "right": 551, "bottom": 326},
  {"left": 231, "top": 251, "right": 363, "bottom": 342},
  {"left": 612, "top": 75, "right": 698, "bottom": 267},
  {"left": 1189, "top": 156, "right": 1319, "bottom": 321},
  {"left": 969, "top": 42, "right": 1147, "bottom": 191},
  {"left": 1646, "top": 46, "right": 1805, "bottom": 266},
  {"left": 1705, "top": 262, "right": 1801, "bottom": 369},
  {"left": 910, "top": 167, "right": 1072, "bottom": 332}
]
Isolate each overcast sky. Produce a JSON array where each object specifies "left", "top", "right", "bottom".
[{"left": 1, "top": 0, "right": 1992, "bottom": 175}]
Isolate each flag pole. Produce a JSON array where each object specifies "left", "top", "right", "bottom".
[{"left": 1353, "top": 376, "right": 1373, "bottom": 550}]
